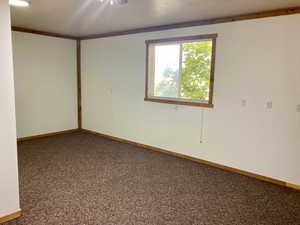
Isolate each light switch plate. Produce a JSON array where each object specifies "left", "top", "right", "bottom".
[{"left": 267, "top": 101, "right": 273, "bottom": 109}]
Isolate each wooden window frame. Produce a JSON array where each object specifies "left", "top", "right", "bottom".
[{"left": 144, "top": 34, "right": 217, "bottom": 108}]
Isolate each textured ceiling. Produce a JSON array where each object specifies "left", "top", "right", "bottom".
[{"left": 10, "top": 0, "right": 300, "bottom": 37}]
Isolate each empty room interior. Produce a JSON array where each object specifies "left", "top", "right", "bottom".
[{"left": 1, "top": 0, "right": 300, "bottom": 224}]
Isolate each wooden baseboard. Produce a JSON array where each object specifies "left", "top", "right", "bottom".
[
  {"left": 17, "top": 129, "right": 80, "bottom": 142},
  {"left": 286, "top": 183, "right": 300, "bottom": 190},
  {"left": 0, "top": 210, "right": 21, "bottom": 224},
  {"left": 81, "top": 128, "right": 300, "bottom": 191}
]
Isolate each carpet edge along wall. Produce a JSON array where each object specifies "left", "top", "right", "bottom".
[
  {"left": 17, "top": 128, "right": 299, "bottom": 191},
  {"left": 16, "top": 129, "right": 80, "bottom": 142},
  {"left": 0, "top": 210, "right": 21, "bottom": 224},
  {"left": 80, "top": 129, "right": 300, "bottom": 191}
]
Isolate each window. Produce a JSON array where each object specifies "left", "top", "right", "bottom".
[{"left": 145, "top": 34, "right": 217, "bottom": 107}]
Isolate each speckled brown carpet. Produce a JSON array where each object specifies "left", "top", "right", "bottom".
[{"left": 4, "top": 132, "right": 300, "bottom": 225}]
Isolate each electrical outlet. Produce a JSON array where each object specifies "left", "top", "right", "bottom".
[
  {"left": 241, "top": 99, "right": 247, "bottom": 107},
  {"left": 297, "top": 104, "right": 300, "bottom": 112},
  {"left": 267, "top": 101, "right": 273, "bottom": 109}
]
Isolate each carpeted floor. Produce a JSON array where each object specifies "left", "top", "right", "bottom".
[{"left": 4, "top": 132, "right": 300, "bottom": 225}]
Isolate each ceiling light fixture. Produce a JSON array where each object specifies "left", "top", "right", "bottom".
[
  {"left": 9, "top": 0, "right": 30, "bottom": 7},
  {"left": 98, "top": 0, "right": 128, "bottom": 6}
]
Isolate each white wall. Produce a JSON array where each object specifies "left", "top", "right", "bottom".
[
  {"left": 0, "top": 0, "right": 20, "bottom": 218},
  {"left": 82, "top": 14, "right": 300, "bottom": 185},
  {"left": 12, "top": 32, "right": 77, "bottom": 138}
]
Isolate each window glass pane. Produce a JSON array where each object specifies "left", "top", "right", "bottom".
[
  {"left": 181, "top": 40, "right": 212, "bottom": 101},
  {"left": 154, "top": 44, "right": 180, "bottom": 98}
]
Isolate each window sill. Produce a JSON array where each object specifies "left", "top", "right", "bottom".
[{"left": 144, "top": 97, "right": 214, "bottom": 108}]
